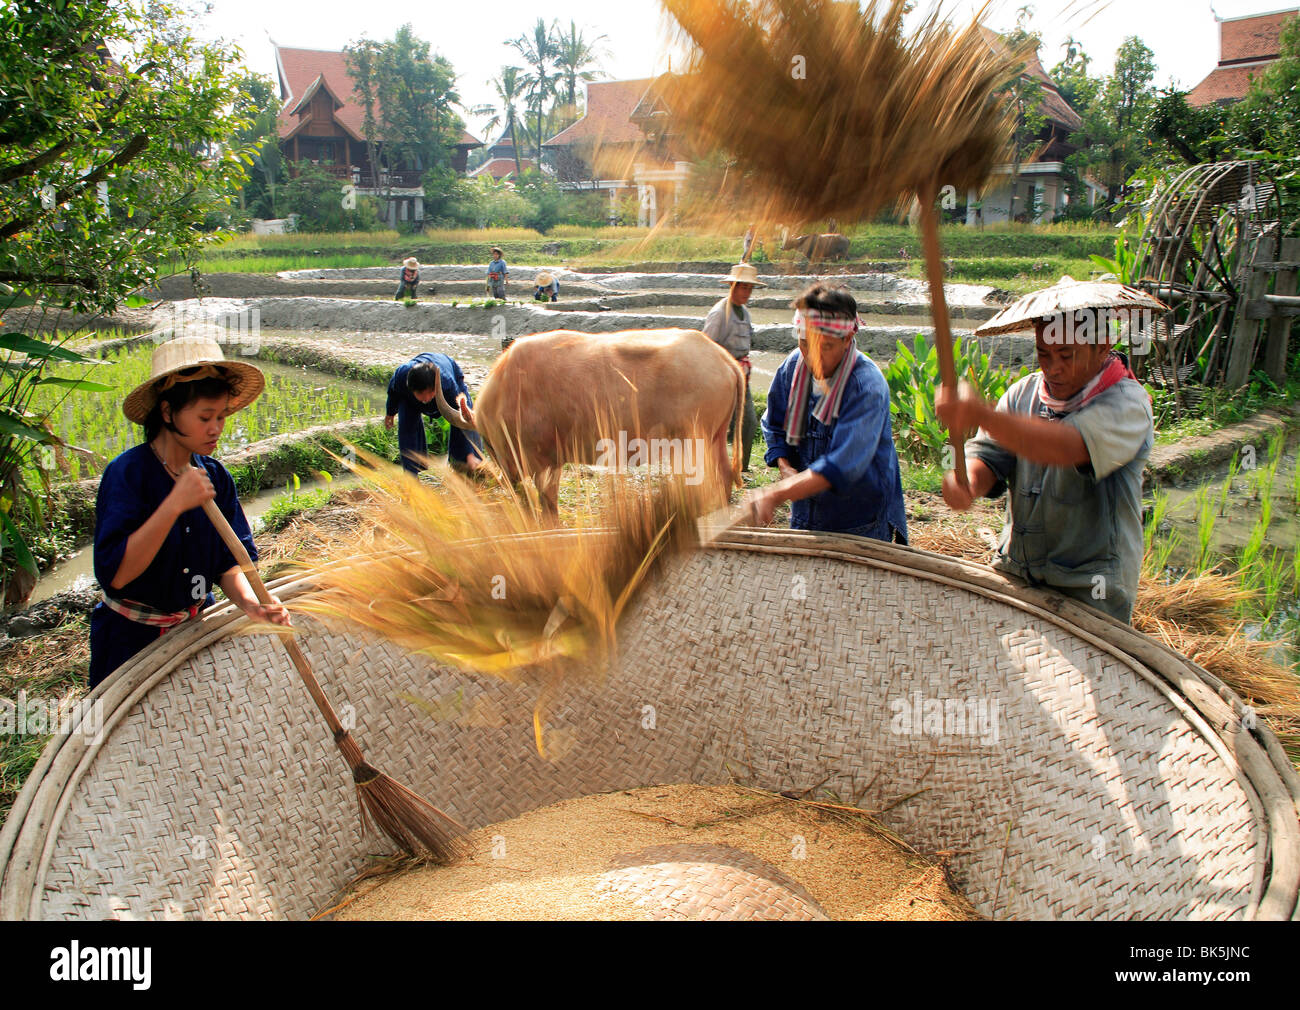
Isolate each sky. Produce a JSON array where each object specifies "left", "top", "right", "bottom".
[{"left": 194, "top": 0, "right": 1295, "bottom": 143}]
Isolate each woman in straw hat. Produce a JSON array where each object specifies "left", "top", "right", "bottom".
[
  {"left": 88, "top": 334, "right": 291, "bottom": 688},
  {"left": 702, "top": 262, "right": 764, "bottom": 469},
  {"left": 935, "top": 277, "right": 1163, "bottom": 624},
  {"left": 395, "top": 257, "right": 420, "bottom": 300},
  {"left": 750, "top": 283, "right": 907, "bottom": 542}
]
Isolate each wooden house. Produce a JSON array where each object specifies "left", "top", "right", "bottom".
[
  {"left": 542, "top": 76, "right": 690, "bottom": 226},
  {"left": 273, "top": 45, "right": 482, "bottom": 226}
]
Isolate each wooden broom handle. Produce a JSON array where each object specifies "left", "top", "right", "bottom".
[
  {"left": 187, "top": 467, "right": 346, "bottom": 737},
  {"left": 918, "top": 194, "right": 970, "bottom": 493}
]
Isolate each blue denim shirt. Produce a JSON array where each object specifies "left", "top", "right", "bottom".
[
  {"left": 385, "top": 353, "right": 471, "bottom": 419},
  {"left": 761, "top": 349, "right": 908, "bottom": 541}
]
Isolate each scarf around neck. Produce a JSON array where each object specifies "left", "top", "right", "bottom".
[
  {"left": 1037, "top": 351, "right": 1140, "bottom": 415},
  {"left": 784, "top": 309, "right": 859, "bottom": 445}
]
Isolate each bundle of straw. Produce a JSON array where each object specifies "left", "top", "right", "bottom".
[
  {"left": 660, "top": 0, "right": 1021, "bottom": 224},
  {"left": 292, "top": 451, "right": 710, "bottom": 759}
]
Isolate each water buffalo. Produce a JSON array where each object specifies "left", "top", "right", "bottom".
[
  {"left": 782, "top": 232, "right": 850, "bottom": 261},
  {"left": 431, "top": 328, "right": 746, "bottom": 513}
]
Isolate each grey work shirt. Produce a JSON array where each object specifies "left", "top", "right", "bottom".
[
  {"left": 965, "top": 372, "right": 1153, "bottom": 624},
  {"left": 702, "top": 296, "right": 754, "bottom": 359}
]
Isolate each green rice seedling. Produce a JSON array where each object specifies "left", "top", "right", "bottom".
[
  {"left": 1217, "top": 453, "right": 1240, "bottom": 516},
  {"left": 1143, "top": 490, "right": 1170, "bottom": 560},
  {"left": 1238, "top": 514, "right": 1268, "bottom": 593},
  {"left": 1193, "top": 484, "right": 1218, "bottom": 575},
  {"left": 1149, "top": 527, "right": 1181, "bottom": 576},
  {"left": 1259, "top": 550, "right": 1289, "bottom": 624}
]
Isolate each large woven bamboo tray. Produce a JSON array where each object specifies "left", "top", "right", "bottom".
[{"left": 2, "top": 530, "right": 1297, "bottom": 920}]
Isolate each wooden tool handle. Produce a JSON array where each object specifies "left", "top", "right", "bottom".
[
  {"left": 918, "top": 194, "right": 970, "bottom": 494},
  {"left": 189, "top": 469, "right": 345, "bottom": 737}
]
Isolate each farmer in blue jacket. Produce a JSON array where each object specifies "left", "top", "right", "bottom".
[
  {"left": 384, "top": 353, "right": 485, "bottom": 476},
  {"left": 751, "top": 284, "right": 907, "bottom": 542}
]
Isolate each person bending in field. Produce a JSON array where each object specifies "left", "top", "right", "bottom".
[
  {"left": 749, "top": 283, "right": 907, "bottom": 543},
  {"left": 935, "top": 309, "right": 1153, "bottom": 624},
  {"left": 395, "top": 257, "right": 420, "bottom": 300},
  {"left": 385, "top": 353, "right": 486, "bottom": 477}
]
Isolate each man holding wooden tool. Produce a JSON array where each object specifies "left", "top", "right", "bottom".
[{"left": 935, "top": 278, "right": 1163, "bottom": 624}]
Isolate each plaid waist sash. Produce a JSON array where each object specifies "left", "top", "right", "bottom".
[{"left": 101, "top": 593, "right": 200, "bottom": 629}]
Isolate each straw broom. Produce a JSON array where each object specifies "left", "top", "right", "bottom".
[
  {"left": 660, "top": 0, "right": 1025, "bottom": 487},
  {"left": 182, "top": 465, "right": 468, "bottom": 863}
]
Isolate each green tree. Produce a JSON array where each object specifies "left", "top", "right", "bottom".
[
  {"left": 509, "top": 18, "right": 560, "bottom": 162},
  {"left": 1147, "top": 89, "right": 1227, "bottom": 166},
  {"left": 514, "top": 170, "right": 562, "bottom": 234},
  {"left": 346, "top": 26, "right": 467, "bottom": 190},
  {"left": 280, "top": 162, "right": 379, "bottom": 231},
  {"left": 473, "top": 67, "right": 530, "bottom": 179},
  {"left": 553, "top": 21, "right": 608, "bottom": 127},
  {"left": 0, "top": 0, "right": 251, "bottom": 601},
  {"left": 1067, "top": 36, "right": 1158, "bottom": 212},
  {"left": 231, "top": 71, "right": 284, "bottom": 218}
]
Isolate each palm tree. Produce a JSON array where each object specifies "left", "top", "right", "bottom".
[
  {"left": 472, "top": 66, "right": 529, "bottom": 179},
  {"left": 553, "top": 20, "right": 608, "bottom": 126},
  {"left": 508, "top": 18, "right": 559, "bottom": 162}
]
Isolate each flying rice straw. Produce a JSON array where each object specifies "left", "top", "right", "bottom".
[
  {"left": 659, "top": 0, "right": 1025, "bottom": 488},
  {"left": 291, "top": 446, "right": 712, "bottom": 760}
]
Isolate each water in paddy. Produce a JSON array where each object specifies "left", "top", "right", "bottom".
[{"left": 1156, "top": 437, "right": 1300, "bottom": 665}]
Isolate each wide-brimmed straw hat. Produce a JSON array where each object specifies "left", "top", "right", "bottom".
[
  {"left": 123, "top": 334, "right": 266, "bottom": 424},
  {"left": 720, "top": 262, "right": 767, "bottom": 287},
  {"left": 975, "top": 276, "right": 1168, "bottom": 337},
  {"left": 490, "top": 246, "right": 503, "bottom": 255},
  {"left": 403, "top": 257, "right": 419, "bottom": 268},
  {"left": 535, "top": 271, "right": 554, "bottom": 286}
]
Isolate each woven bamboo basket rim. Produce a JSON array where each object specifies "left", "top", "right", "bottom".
[{"left": 2, "top": 529, "right": 1297, "bottom": 920}]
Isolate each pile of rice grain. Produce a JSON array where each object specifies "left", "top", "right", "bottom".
[{"left": 326, "top": 784, "right": 978, "bottom": 921}]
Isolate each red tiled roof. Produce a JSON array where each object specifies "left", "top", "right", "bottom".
[
  {"left": 1188, "top": 63, "right": 1272, "bottom": 106},
  {"left": 542, "top": 78, "right": 654, "bottom": 147},
  {"left": 274, "top": 46, "right": 482, "bottom": 147},
  {"left": 1220, "top": 9, "right": 1296, "bottom": 62},
  {"left": 469, "top": 157, "right": 537, "bottom": 180}
]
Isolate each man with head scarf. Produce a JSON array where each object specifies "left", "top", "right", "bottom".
[{"left": 751, "top": 283, "right": 907, "bottom": 542}]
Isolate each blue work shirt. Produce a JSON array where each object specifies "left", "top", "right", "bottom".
[
  {"left": 761, "top": 349, "right": 908, "bottom": 541},
  {"left": 89, "top": 444, "right": 257, "bottom": 687},
  {"left": 386, "top": 353, "right": 482, "bottom": 472},
  {"left": 385, "top": 353, "right": 472, "bottom": 420},
  {"left": 488, "top": 257, "right": 508, "bottom": 280}
]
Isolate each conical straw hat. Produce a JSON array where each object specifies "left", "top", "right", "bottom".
[
  {"left": 974, "top": 276, "right": 1169, "bottom": 337},
  {"left": 123, "top": 332, "right": 266, "bottom": 424}
]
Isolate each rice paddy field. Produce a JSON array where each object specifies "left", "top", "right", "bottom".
[
  {"left": 30, "top": 348, "right": 385, "bottom": 483},
  {"left": 192, "top": 222, "right": 1120, "bottom": 295}
]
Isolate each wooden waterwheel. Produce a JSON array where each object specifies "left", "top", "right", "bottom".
[{"left": 1133, "top": 161, "right": 1283, "bottom": 396}]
